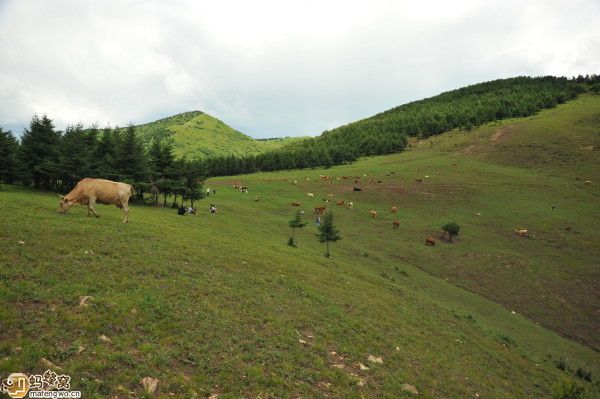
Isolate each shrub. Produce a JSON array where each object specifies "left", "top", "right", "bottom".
[
  {"left": 551, "top": 377, "right": 585, "bottom": 399},
  {"left": 575, "top": 367, "right": 592, "bottom": 382},
  {"left": 556, "top": 357, "right": 569, "bottom": 371},
  {"left": 442, "top": 221, "right": 460, "bottom": 242}
]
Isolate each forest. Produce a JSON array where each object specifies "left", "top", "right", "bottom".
[{"left": 0, "top": 75, "right": 598, "bottom": 201}]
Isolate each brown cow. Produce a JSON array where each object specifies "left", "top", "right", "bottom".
[
  {"left": 369, "top": 210, "right": 378, "bottom": 219},
  {"left": 391, "top": 206, "right": 398, "bottom": 213},
  {"left": 58, "top": 178, "right": 133, "bottom": 223},
  {"left": 336, "top": 200, "right": 345, "bottom": 206},
  {"left": 291, "top": 202, "right": 301, "bottom": 206},
  {"left": 415, "top": 178, "right": 423, "bottom": 183},
  {"left": 392, "top": 220, "right": 400, "bottom": 228},
  {"left": 314, "top": 206, "right": 326, "bottom": 215},
  {"left": 425, "top": 237, "right": 436, "bottom": 246}
]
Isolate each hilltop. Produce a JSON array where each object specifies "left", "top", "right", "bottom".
[
  {"left": 1, "top": 94, "right": 598, "bottom": 397},
  {"left": 132, "top": 111, "right": 303, "bottom": 160}
]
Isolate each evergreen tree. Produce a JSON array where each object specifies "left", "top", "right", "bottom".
[
  {"left": 288, "top": 210, "right": 307, "bottom": 247},
  {"left": 59, "top": 124, "right": 93, "bottom": 190},
  {"left": 316, "top": 212, "right": 341, "bottom": 258},
  {"left": 115, "top": 125, "right": 148, "bottom": 194},
  {"left": 94, "top": 127, "right": 118, "bottom": 179},
  {"left": 19, "top": 114, "right": 61, "bottom": 188},
  {"left": 0, "top": 128, "right": 21, "bottom": 184}
]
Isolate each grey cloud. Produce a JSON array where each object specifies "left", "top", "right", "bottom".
[{"left": 1, "top": 0, "right": 598, "bottom": 138}]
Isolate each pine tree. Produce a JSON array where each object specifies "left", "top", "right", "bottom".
[
  {"left": 0, "top": 128, "right": 21, "bottom": 184},
  {"left": 115, "top": 125, "right": 148, "bottom": 185},
  {"left": 288, "top": 210, "right": 307, "bottom": 247},
  {"left": 59, "top": 124, "right": 93, "bottom": 190},
  {"left": 19, "top": 114, "right": 61, "bottom": 188},
  {"left": 316, "top": 212, "right": 341, "bottom": 258},
  {"left": 95, "top": 127, "right": 117, "bottom": 179}
]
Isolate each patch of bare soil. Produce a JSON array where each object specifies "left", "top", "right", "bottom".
[
  {"left": 460, "top": 144, "right": 475, "bottom": 154},
  {"left": 491, "top": 124, "right": 516, "bottom": 143}
]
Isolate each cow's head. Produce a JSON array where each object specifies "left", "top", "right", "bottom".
[{"left": 58, "top": 196, "right": 74, "bottom": 213}]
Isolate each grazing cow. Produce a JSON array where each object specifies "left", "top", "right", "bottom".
[
  {"left": 391, "top": 206, "right": 398, "bottom": 213},
  {"left": 353, "top": 187, "right": 362, "bottom": 192},
  {"left": 58, "top": 178, "right": 133, "bottom": 223},
  {"left": 342, "top": 176, "right": 349, "bottom": 180},
  {"left": 292, "top": 180, "right": 298, "bottom": 185},
  {"left": 291, "top": 202, "right": 301, "bottom": 207},
  {"left": 377, "top": 180, "right": 382, "bottom": 184},
  {"left": 254, "top": 196, "right": 260, "bottom": 202},
  {"left": 584, "top": 180, "right": 592, "bottom": 185},
  {"left": 369, "top": 210, "right": 378, "bottom": 219},
  {"left": 514, "top": 228, "right": 529, "bottom": 238},
  {"left": 314, "top": 206, "right": 326, "bottom": 215},
  {"left": 425, "top": 237, "right": 436, "bottom": 246},
  {"left": 306, "top": 192, "right": 314, "bottom": 197},
  {"left": 336, "top": 200, "right": 345, "bottom": 206},
  {"left": 392, "top": 220, "right": 400, "bottom": 228},
  {"left": 415, "top": 178, "right": 423, "bottom": 183}
]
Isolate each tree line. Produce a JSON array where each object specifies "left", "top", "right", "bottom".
[
  {"left": 1, "top": 75, "right": 598, "bottom": 191},
  {"left": 0, "top": 116, "right": 205, "bottom": 206},
  {"left": 192, "top": 76, "right": 596, "bottom": 177}
]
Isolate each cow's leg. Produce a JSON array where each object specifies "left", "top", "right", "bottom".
[
  {"left": 122, "top": 199, "right": 129, "bottom": 223},
  {"left": 88, "top": 197, "right": 100, "bottom": 218}
]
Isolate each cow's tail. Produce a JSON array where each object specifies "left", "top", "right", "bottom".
[{"left": 129, "top": 184, "right": 134, "bottom": 197}]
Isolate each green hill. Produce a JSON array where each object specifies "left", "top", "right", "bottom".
[
  {"left": 132, "top": 111, "right": 303, "bottom": 160},
  {"left": 1, "top": 95, "right": 599, "bottom": 397},
  {"left": 201, "top": 76, "right": 589, "bottom": 175}
]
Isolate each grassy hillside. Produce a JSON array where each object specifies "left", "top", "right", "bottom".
[
  {"left": 1, "top": 95, "right": 599, "bottom": 398},
  {"left": 132, "top": 111, "right": 301, "bottom": 160},
  {"left": 201, "top": 76, "right": 585, "bottom": 175}
]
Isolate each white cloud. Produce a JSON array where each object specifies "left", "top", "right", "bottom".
[{"left": 0, "top": 0, "right": 598, "bottom": 137}]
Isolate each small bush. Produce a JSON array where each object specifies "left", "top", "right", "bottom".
[
  {"left": 442, "top": 221, "right": 460, "bottom": 242},
  {"left": 575, "top": 367, "right": 592, "bottom": 382},
  {"left": 551, "top": 377, "right": 585, "bottom": 399},
  {"left": 556, "top": 357, "right": 569, "bottom": 371}
]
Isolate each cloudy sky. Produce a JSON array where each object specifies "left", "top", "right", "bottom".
[{"left": 1, "top": 0, "right": 599, "bottom": 138}]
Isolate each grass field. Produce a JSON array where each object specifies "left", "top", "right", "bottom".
[{"left": 1, "top": 95, "right": 599, "bottom": 398}]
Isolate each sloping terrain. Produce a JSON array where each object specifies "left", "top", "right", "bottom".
[
  {"left": 1, "top": 95, "right": 599, "bottom": 398},
  {"left": 133, "top": 111, "right": 301, "bottom": 159}
]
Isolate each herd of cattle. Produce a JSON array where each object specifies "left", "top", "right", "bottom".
[{"left": 57, "top": 176, "right": 533, "bottom": 245}]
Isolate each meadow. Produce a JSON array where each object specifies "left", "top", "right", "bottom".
[{"left": 1, "top": 95, "right": 599, "bottom": 398}]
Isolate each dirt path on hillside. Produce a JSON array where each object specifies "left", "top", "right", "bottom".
[{"left": 491, "top": 124, "right": 516, "bottom": 143}]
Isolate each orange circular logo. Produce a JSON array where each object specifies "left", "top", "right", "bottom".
[{"left": 4, "top": 373, "right": 30, "bottom": 398}]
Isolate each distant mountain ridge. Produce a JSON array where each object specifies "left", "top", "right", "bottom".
[{"left": 132, "top": 110, "right": 303, "bottom": 160}]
